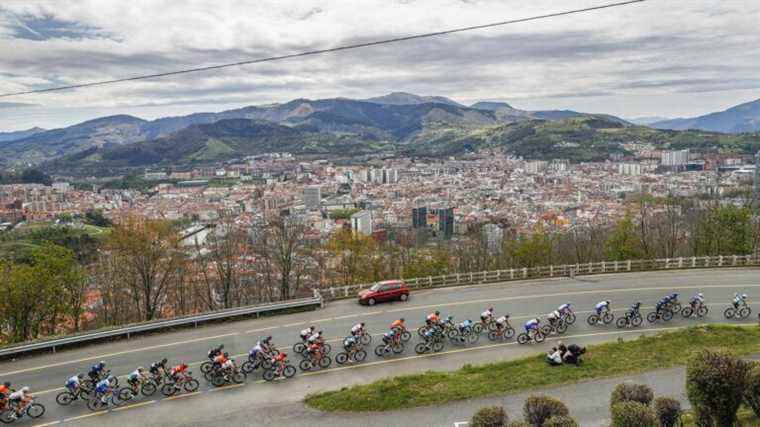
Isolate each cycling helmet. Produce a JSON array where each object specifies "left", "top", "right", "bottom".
[
  {"left": 360, "top": 322, "right": 365, "bottom": 327},
  {"left": 98, "top": 361, "right": 106, "bottom": 367},
  {"left": 446, "top": 315, "right": 454, "bottom": 321},
  {"left": 137, "top": 366, "right": 144, "bottom": 372},
  {"left": 265, "top": 335, "right": 272, "bottom": 342},
  {"left": 488, "top": 307, "right": 494, "bottom": 311},
  {"left": 671, "top": 293, "right": 678, "bottom": 299},
  {"left": 400, "top": 317, "right": 405, "bottom": 322},
  {"left": 77, "top": 374, "right": 84, "bottom": 380},
  {"left": 742, "top": 293, "right": 748, "bottom": 299},
  {"left": 223, "top": 352, "right": 229, "bottom": 357},
  {"left": 3, "top": 382, "right": 10, "bottom": 388},
  {"left": 161, "top": 358, "right": 168, "bottom": 365},
  {"left": 605, "top": 300, "right": 610, "bottom": 305},
  {"left": 21, "top": 386, "right": 29, "bottom": 393},
  {"left": 435, "top": 310, "right": 440, "bottom": 316},
  {"left": 697, "top": 293, "right": 704, "bottom": 298},
  {"left": 310, "top": 325, "right": 316, "bottom": 330},
  {"left": 318, "top": 330, "right": 324, "bottom": 335}
]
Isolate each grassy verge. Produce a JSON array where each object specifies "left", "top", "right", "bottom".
[{"left": 305, "top": 325, "right": 760, "bottom": 412}]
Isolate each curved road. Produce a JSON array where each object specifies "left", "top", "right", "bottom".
[{"left": 1, "top": 268, "right": 758, "bottom": 427}]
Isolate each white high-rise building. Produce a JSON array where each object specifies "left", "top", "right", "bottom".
[
  {"left": 525, "top": 161, "right": 548, "bottom": 174},
  {"left": 382, "top": 169, "right": 399, "bottom": 184},
  {"left": 617, "top": 163, "right": 642, "bottom": 176},
  {"left": 303, "top": 186, "right": 321, "bottom": 211},
  {"left": 661, "top": 149, "right": 689, "bottom": 167},
  {"left": 351, "top": 210, "right": 373, "bottom": 236}
]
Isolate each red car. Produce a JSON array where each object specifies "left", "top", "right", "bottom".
[{"left": 358, "top": 280, "right": 410, "bottom": 305}]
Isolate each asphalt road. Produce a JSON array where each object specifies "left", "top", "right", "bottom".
[{"left": 1, "top": 268, "right": 757, "bottom": 427}]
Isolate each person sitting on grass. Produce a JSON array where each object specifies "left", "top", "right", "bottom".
[
  {"left": 546, "top": 347, "right": 563, "bottom": 366},
  {"left": 563, "top": 344, "right": 586, "bottom": 366}
]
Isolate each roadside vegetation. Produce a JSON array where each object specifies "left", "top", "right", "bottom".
[{"left": 305, "top": 325, "right": 760, "bottom": 412}]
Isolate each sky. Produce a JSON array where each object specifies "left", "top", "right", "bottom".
[{"left": 0, "top": 0, "right": 759, "bottom": 131}]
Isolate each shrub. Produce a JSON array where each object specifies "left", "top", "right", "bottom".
[
  {"left": 686, "top": 350, "right": 748, "bottom": 427},
  {"left": 471, "top": 406, "right": 509, "bottom": 427},
  {"left": 542, "top": 415, "right": 579, "bottom": 427},
  {"left": 523, "top": 395, "right": 569, "bottom": 427},
  {"left": 506, "top": 422, "right": 531, "bottom": 427},
  {"left": 745, "top": 363, "right": 760, "bottom": 418},
  {"left": 610, "top": 401, "right": 658, "bottom": 427},
  {"left": 654, "top": 397, "right": 682, "bottom": 427},
  {"left": 610, "top": 383, "right": 654, "bottom": 409}
]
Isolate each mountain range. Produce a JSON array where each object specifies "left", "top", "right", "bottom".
[
  {"left": 652, "top": 98, "right": 760, "bottom": 133},
  {"left": 3, "top": 93, "right": 760, "bottom": 175}
]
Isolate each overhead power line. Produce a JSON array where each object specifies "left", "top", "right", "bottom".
[{"left": 0, "top": 0, "right": 646, "bottom": 98}]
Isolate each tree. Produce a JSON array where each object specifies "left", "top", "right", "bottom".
[
  {"left": 523, "top": 395, "right": 569, "bottom": 427},
  {"left": 103, "top": 217, "right": 185, "bottom": 321},
  {"left": 84, "top": 209, "right": 113, "bottom": 227},
  {"left": 471, "top": 406, "right": 509, "bottom": 427},
  {"left": 693, "top": 204, "right": 752, "bottom": 256},
  {"left": 686, "top": 350, "right": 749, "bottom": 427},
  {"left": 654, "top": 397, "right": 682, "bottom": 427},
  {"left": 20, "top": 168, "right": 51, "bottom": 186},
  {"left": 744, "top": 363, "right": 760, "bottom": 418},
  {"left": 605, "top": 216, "right": 644, "bottom": 261},
  {"left": 509, "top": 227, "right": 554, "bottom": 269},
  {"left": 609, "top": 383, "right": 654, "bottom": 408},
  {"left": 610, "top": 401, "right": 658, "bottom": 427},
  {"left": 251, "top": 216, "right": 313, "bottom": 300}
]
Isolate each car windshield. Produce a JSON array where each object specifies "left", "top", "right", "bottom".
[{"left": 369, "top": 283, "right": 382, "bottom": 292}]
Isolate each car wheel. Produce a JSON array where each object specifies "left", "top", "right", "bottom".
[
  {"left": 368, "top": 298, "right": 376, "bottom": 306},
  {"left": 399, "top": 293, "right": 408, "bottom": 302}
]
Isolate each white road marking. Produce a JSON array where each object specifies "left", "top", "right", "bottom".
[{"left": 454, "top": 422, "right": 469, "bottom": 427}]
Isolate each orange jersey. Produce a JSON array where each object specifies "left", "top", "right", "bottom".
[
  {"left": 213, "top": 354, "right": 228, "bottom": 365},
  {"left": 390, "top": 320, "right": 405, "bottom": 329}
]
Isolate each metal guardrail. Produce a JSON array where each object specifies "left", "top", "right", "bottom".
[
  {"left": 0, "top": 295, "right": 322, "bottom": 358},
  {"left": 321, "top": 254, "right": 760, "bottom": 300}
]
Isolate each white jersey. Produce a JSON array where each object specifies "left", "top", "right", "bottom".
[
  {"left": 481, "top": 310, "right": 493, "bottom": 318},
  {"left": 8, "top": 390, "right": 25, "bottom": 401},
  {"left": 595, "top": 301, "right": 609, "bottom": 310},
  {"left": 547, "top": 310, "right": 560, "bottom": 321},
  {"left": 307, "top": 333, "right": 321, "bottom": 343},
  {"left": 558, "top": 304, "right": 570, "bottom": 312},
  {"left": 67, "top": 375, "right": 80, "bottom": 386},
  {"left": 300, "top": 328, "right": 313, "bottom": 337},
  {"left": 495, "top": 316, "right": 508, "bottom": 325},
  {"left": 350, "top": 324, "right": 363, "bottom": 334}
]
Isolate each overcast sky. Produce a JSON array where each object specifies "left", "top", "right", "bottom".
[{"left": 1, "top": 0, "right": 759, "bottom": 131}]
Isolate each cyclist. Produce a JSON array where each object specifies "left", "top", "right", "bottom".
[
  {"left": 149, "top": 358, "right": 168, "bottom": 379},
  {"left": 342, "top": 335, "right": 360, "bottom": 363},
  {"left": 458, "top": 319, "right": 474, "bottom": 334},
  {"left": 381, "top": 328, "right": 399, "bottom": 347},
  {"left": 546, "top": 309, "right": 561, "bottom": 327},
  {"left": 249, "top": 336, "right": 273, "bottom": 362},
  {"left": 126, "top": 367, "right": 148, "bottom": 389},
  {"left": 169, "top": 363, "right": 190, "bottom": 383},
  {"left": 666, "top": 293, "right": 680, "bottom": 309},
  {"left": 350, "top": 322, "right": 365, "bottom": 337},
  {"left": 629, "top": 302, "right": 642, "bottom": 316},
  {"left": 94, "top": 376, "right": 113, "bottom": 404},
  {"left": 272, "top": 352, "right": 289, "bottom": 378},
  {"left": 0, "top": 382, "right": 12, "bottom": 411},
  {"left": 390, "top": 318, "right": 406, "bottom": 332},
  {"left": 426, "top": 310, "right": 441, "bottom": 324},
  {"left": 524, "top": 318, "right": 541, "bottom": 338},
  {"left": 87, "top": 361, "right": 106, "bottom": 382},
  {"left": 690, "top": 292, "right": 705, "bottom": 307},
  {"left": 207, "top": 344, "right": 224, "bottom": 361},
  {"left": 213, "top": 352, "right": 229, "bottom": 371},
  {"left": 299, "top": 326, "right": 316, "bottom": 342},
  {"left": 494, "top": 314, "right": 510, "bottom": 329},
  {"left": 65, "top": 374, "right": 84, "bottom": 395},
  {"left": 480, "top": 307, "right": 495, "bottom": 323},
  {"left": 307, "top": 330, "right": 324, "bottom": 347},
  {"left": 558, "top": 303, "right": 573, "bottom": 316},
  {"left": 7, "top": 386, "right": 32, "bottom": 420},
  {"left": 655, "top": 296, "right": 670, "bottom": 313},
  {"left": 733, "top": 292, "right": 749, "bottom": 308},
  {"left": 595, "top": 300, "right": 611, "bottom": 315}
]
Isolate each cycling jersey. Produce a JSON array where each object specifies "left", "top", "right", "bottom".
[
  {"left": 524, "top": 319, "right": 539, "bottom": 332},
  {"left": 558, "top": 304, "right": 571, "bottom": 313},
  {"left": 426, "top": 313, "right": 440, "bottom": 323},
  {"left": 390, "top": 319, "right": 405, "bottom": 329},
  {"left": 459, "top": 319, "right": 473, "bottom": 329},
  {"left": 95, "top": 379, "right": 110, "bottom": 395},
  {"left": 250, "top": 342, "right": 264, "bottom": 357},
  {"left": 343, "top": 336, "right": 357, "bottom": 349},
  {"left": 595, "top": 301, "right": 609, "bottom": 314},
  {"left": 221, "top": 360, "right": 234, "bottom": 370},
  {"left": 300, "top": 328, "right": 314, "bottom": 339},
  {"left": 65, "top": 376, "right": 80, "bottom": 392},
  {"left": 547, "top": 310, "right": 560, "bottom": 322},
  {"left": 8, "top": 390, "right": 25, "bottom": 402},
  {"left": 495, "top": 315, "right": 508, "bottom": 325},
  {"left": 170, "top": 365, "right": 188, "bottom": 377},
  {"left": 480, "top": 310, "right": 493, "bottom": 319},
  {"left": 213, "top": 354, "right": 228, "bottom": 365},
  {"left": 307, "top": 333, "right": 321, "bottom": 344},
  {"left": 350, "top": 324, "right": 363, "bottom": 335},
  {"left": 656, "top": 298, "right": 669, "bottom": 311}
]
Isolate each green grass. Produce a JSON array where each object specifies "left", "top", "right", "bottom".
[{"left": 305, "top": 325, "right": 760, "bottom": 412}]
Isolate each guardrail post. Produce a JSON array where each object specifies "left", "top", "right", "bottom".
[
  {"left": 678, "top": 257, "right": 683, "bottom": 268},
  {"left": 523, "top": 268, "right": 528, "bottom": 278},
  {"left": 733, "top": 255, "right": 738, "bottom": 266},
  {"left": 704, "top": 256, "right": 709, "bottom": 267},
  {"left": 627, "top": 260, "right": 631, "bottom": 271},
  {"left": 601, "top": 261, "right": 606, "bottom": 272},
  {"left": 614, "top": 261, "right": 618, "bottom": 272},
  {"left": 550, "top": 265, "right": 554, "bottom": 277},
  {"left": 588, "top": 262, "right": 592, "bottom": 273},
  {"left": 719, "top": 255, "right": 723, "bottom": 267},
  {"left": 510, "top": 269, "right": 514, "bottom": 279},
  {"left": 665, "top": 258, "right": 670, "bottom": 269},
  {"left": 428, "top": 276, "right": 433, "bottom": 287}
]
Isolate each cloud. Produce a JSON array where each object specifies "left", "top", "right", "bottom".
[{"left": 0, "top": 0, "right": 758, "bottom": 129}]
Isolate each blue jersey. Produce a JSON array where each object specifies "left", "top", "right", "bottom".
[
  {"left": 524, "top": 319, "right": 539, "bottom": 331},
  {"left": 95, "top": 379, "right": 110, "bottom": 394}
]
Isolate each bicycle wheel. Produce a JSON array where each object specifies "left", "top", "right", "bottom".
[
  {"left": 360, "top": 334, "right": 372, "bottom": 345},
  {"left": 211, "top": 375, "right": 226, "bottom": 387},
  {"left": 587, "top": 314, "right": 599, "bottom": 326},
  {"left": 200, "top": 361, "right": 213, "bottom": 374},
  {"left": 739, "top": 307, "right": 751, "bottom": 318},
  {"left": 299, "top": 359, "right": 312, "bottom": 372},
  {"left": 56, "top": 391, "right": 76, "bottom": 406},
  {"left": 671, "top": 303, "right": 681, "bottom": 313},
  {"left": 323, "top": 343, "right": 332, "bottom": 354},
  {"left": 472, "top": 323, "right": 483, "bottom": 334},
  {"left": 566, "top": 313, "right": 576, "bottom": 325},
  {"left": 374, "top": 344, "right": 387, "bottom": 357},
  {"left": 261, "top": 358, "right": 273, "bottom": 370},
  {"left": 354, "top": 349, "right": 367, "bottom": 362},
  {"left": 697, "top": 306, "right": 709, "bottom": 317},
  {"left": 318, "top": 356, "right": 332, "bottom": 369},
  {"left": 417, "top": 325, "right": 427, "bottom": 337},
  {"left": 335, "top": 352, "right": 349, "bottom": 365},
  {"left": 503, "top": 327, "right": 515, "bottom": 339},
  {"left": 487, "top": 321, "right": 499, "bottom": 332},
  {"left": 646, "top": 312, "right": 657, "bottom": 323},
  {"left": 26, "top": 403, "right": 45, "bottom": 419},
  {"left": 556, "top": 322, "right": 568, "bottom": 334},
  {"left": 517, "top": 333, "right": 529, "bottom": 345},
  {"left": 392, "top": 343, "right": 404, "bottom": 354},
  {"left": 160, "top": 383, "right": 177, "bottom": 397},
  {"left": 632, "top": 315, "right": 643, "bottom": 327},
  {"left": 117, "top": 387, "right": 135, "bottom": 402},
  {"left": 241, "top": 361, "right": 256, "bottom": 374},
  {"left": 540, "top": 325, "right": 553, "bottom": 336},
  {"left": 662, "top": 310, "right": 674, "bottom": 321},
  {"left": 724, "top": 307, "right": 736, "bottom": 319},
  {"left": 414, "top": 343, "right": 428, "bottom": 354},
  {"left": 432, "top": 341, "right": 445, "bottom": 352},
  {"left": 681, "top": 306, "right": 693, "bottom": 318},
  {"left": 141, "top": 381, "right": 157, "bottom": 396},
  {"left": 263, "top": 370, "right": 276, "bottom": 382},
  {"left": 602, "top": 313, "right": 614, "bottom": 324},
  {"left": 231, "top": 372, "right": 246, "bottom": 384},
  {"left": 400, "top": 331, "right": 412, "bottom": 342},
  {"left": 184, "top": 379, "right": 200, "bottom": 393},
  {"left": 86, "top": 398, "right": 104, "bottom": 412},
  {"left": 293, "top": 342, "right": 306, "bottom": 354},
  {"left": 534, "top": 331, "right": 546, "bottom": 343},
  {"left": 283, "top": 365, "right": 296, "bottom": 378},
  {"left": 487, "top": 331, "right": 499, "bottom": 341}
]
